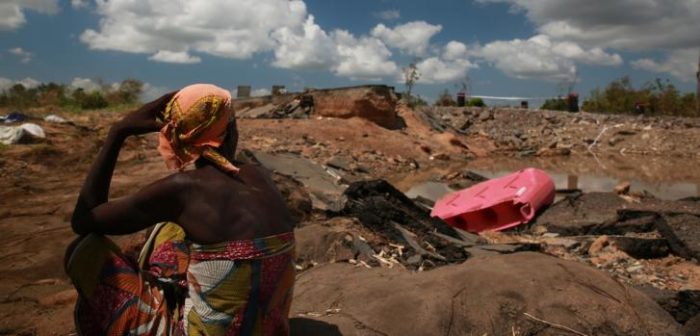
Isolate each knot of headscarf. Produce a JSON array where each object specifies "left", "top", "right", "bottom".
[{"left": 157, "top": 83, "right": 239, "bottom": 174}]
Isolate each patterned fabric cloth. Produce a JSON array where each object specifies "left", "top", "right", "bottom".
[
  {"left": 157, "top": 83, "right": 239, "bottom": 174},
  {"left": 67, "top": 223, "right": 295, "bottom": 335},
  {"left": 66, "top": 234, "right": 181, "bottom": 335},
  {"left": 183, "top": 229, "right": 296, "bottom": 335}
]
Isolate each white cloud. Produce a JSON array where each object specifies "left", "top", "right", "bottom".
[
  {"left": 474, "top": 34, "right": 621, "bottom": 82},
  {"left": 71, "top": 0, "right": 89, "bottom": 9},
  {"left": 415, "top": 57, "right": 475, "bottom": 84},
  {"left": 407, "top": 41, "right": 476, "bottom": 84},
  {"left": 17, "top": 77, "right": 41, "bottom": 89},
  {"left": 70, "top": 77, "right": 102, "bottom": 92},
  {"left": 371, "top": 21, "right": 442, "bottom": 56},
  {"left": 0, "top": 0, "right": 59, "bottom": 31},
  {"left": 476, "top": 36, "right": 577, "bottom": 82},
  {"left": 8, "top": 47, "right": 33, "bottom": 63},
  {"left": 476, "top": 0, "right": 700, "bottom": 80},
  {"left": 271, "top": 18, "right": 400, "bottom": 80},
  {"left": 272, "top": 15, "right": 336, "bottom": 69},
  {"left": 443, "top": 41, "right": 469, "bottom": 61},
  {"left": 81, "top": 0, "right": 308, "bottom": 61},
  {"left": 477, "top": 0, "right": 700, "bottom": 51},
  {"left": 148, "top": 50, "right": 201, "bottom": 64},
  {"left": 332, "top": 30, "right": 399, "bottom": 80},
  {"left": 0, "top": 77, "right": 41, "bottom": 90},
  {"left": 528, "top": 35, "right": 622, "bottom": 66},
  {"left": 373, "top": 10, "right": 400, "bottom": 21},
  {"left": 632, "top": 49, "right": 699, "bottom": 82}
]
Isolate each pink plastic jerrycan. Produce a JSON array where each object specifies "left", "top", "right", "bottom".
[{"left": 431, "top": 168, "right": 555, "bottom": 233}]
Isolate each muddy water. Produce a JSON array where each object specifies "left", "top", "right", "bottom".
[{"left": 401, "top": 154, "right": 700, "bottom": 201}]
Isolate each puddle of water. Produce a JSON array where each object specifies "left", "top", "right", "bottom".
[
  {"left": 472, "top": 169, "right": 699, "bottom": 201},
  {"left": 405, "top": 181, "right": 454, "bottom": 202},
  {"left": 400, "top": 155, "right": 700, "bottom": 201}
]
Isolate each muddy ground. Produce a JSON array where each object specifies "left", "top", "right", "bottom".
[{"left": 1, "top": 100, "right": 699, "bottom": 335}]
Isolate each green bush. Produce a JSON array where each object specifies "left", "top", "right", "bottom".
[
  {"left": 541, "top": 98, "right": 568, "bottom": 111},
  {"left": 80, "top": 91, "right": 109, "bottom": 109},
  {"left": 466, "top": 97, "right": 486, "bottom": 107},
  {"left": 0, "top": 79, "right": 144, "bottom": 110},
  {"left": 582, "top": 76, "right": 697, "bottom": 117},
  {"left": 434, "top": 89, "right": 456, "bottom": 107}
]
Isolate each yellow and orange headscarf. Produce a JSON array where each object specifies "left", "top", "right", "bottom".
[{"left": 157, "top": 83, "right": 239, "bottom": 174}]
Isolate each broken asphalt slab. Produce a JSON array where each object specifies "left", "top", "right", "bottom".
[
  {"left": 656, "top": 213, "right": 700, "bottom": 262},
  {"left": 248, "top": 151, "right": 348, "bottom": 211}
]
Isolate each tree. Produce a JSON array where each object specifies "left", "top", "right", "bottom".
[
  {"left": 541, "top": 98, "right": 568, "bottom": 111},
  {"left": 466, "top": 97, "right": 486, "bottom": 107},
  {"left": 117, "top": 78, "right": 143, "bottom": 103},
  {"left": 80, "top": 91, "right": 108, "bottom": 109},
  {"left": 434, "top": 89, "right": 456, "bottom": 106},
  {"left": 582, "top": 76, "right": 697, "bottom": 116},
  {"left": 106, "top": 79, "right": 144, "bottom": 105},
  {"left": 37, "top": 82, "right": 68, "bottom": 106},
  {"left": 403, "top": 61, "right": 420, "bottom": 105}
]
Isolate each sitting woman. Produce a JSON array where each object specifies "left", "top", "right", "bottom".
[{"left": 65, "top": 84, "right": 296, "bottom": 335}]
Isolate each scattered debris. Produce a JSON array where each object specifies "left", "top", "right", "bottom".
[{"left": 0, "top": 123, "right": 46, "bottom": 144}]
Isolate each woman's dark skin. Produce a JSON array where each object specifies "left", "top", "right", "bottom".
[{"left": 69, "top": 93, "right": 294, "bottom": 245}]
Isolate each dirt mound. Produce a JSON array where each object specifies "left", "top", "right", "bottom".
[
  {"left": 310, "top": 85, "right": 401, "bottom": 130},
  {"left": 292, "top": 252, "right": 683, "bottom": 336}
]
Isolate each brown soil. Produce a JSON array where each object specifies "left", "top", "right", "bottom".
[{"left": 1, "top": 102, "right": 699, "bottom": 335}]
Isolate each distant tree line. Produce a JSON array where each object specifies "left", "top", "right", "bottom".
[
  {"left": 434, "top": 89, "right": 486, "bottom": 107},
  {"left": 580, "top": 76, "right": 697, "bottom": 117},
  {"left": 0, "top": 79, "right": 144, "bottom": 110}
]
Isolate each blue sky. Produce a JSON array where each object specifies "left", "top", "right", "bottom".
[{"left": 0, "top": 0, "right": 698, "bottom": 104}]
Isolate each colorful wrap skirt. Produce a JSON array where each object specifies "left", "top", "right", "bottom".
[{"left": 66, "top": 223, "right": 295, "bottom": 335}]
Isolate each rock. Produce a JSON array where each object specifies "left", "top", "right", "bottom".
[
  {"left": 404, "top": 181, "right": 454, "bottom": 204},
  {"left": 406, "top": 254, "right": 422, "bottom": 265},
  {"left": 294, "top": 222, "right": 358, "bottom": 267},
  {"left": 238, "top": 103, "right": 277, "bottom": 118},
  {"left": 477, "top": 110, "right": 492, "bottom": 121},
  {"left": 683, "top": 314, "right": 700, "bottom": 336},
  {"left": 325, "top": 156, "right": 353, "bottom": 172},
  {"left": 251, "top": 151, "right": 347, "bottom": 211},
  {"left": 588, "top": 234, "right": 669, "bottom": 259},
  {"left": 615, "top": 181, "right": 632, "bottom": 195},
  {"left": 588, "top": 235, "right": 611, "bottom": 256},
  {"left": 656, "top": 214, "right": 700, "bottom": 261},
  {"left": 603, "top": 211, "right": 658, "bottom": 234},
  {"left": 466, "top": 243, "right": 539, "bottom": 257},
  {"left": 610, "top": 236, "right": 670, "bottom": 259},
  {"left": 641, "top": 287, "right": 700, "bottom": 325},
  {"left": 429, "top": 153, "right": 450, "bottom": 161},
  {"left": 541, "top": 236, "right": 580, "bottom": 250},
  {"left": 545, "top": 139, "right": 558, "bottom": 149},
  {"left": 535, "top": 147, "right": 571, "bottom": 156},
  {"left": 270, "top": 172, "right": 313, "bottom": 224},
  {"left": 291, "top": 252, "right": 683, "bottom": 336},
  {"left": 534, "top": 192, "right": 626, "bottom": 235},
  {"left": 609, "top": 136, "right": 624, "bottom": 146},
  {"left": 337, "top": 180, "right": 470, "bottom": 267}
]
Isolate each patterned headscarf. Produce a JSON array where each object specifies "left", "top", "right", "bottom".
[{"left": 157, "top": 83, "right": 239, "bottom": 174}]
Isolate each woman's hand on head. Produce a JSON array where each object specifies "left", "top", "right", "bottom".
[{"left": 113, "top": 91, "right": 177, "bottom": 136}]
